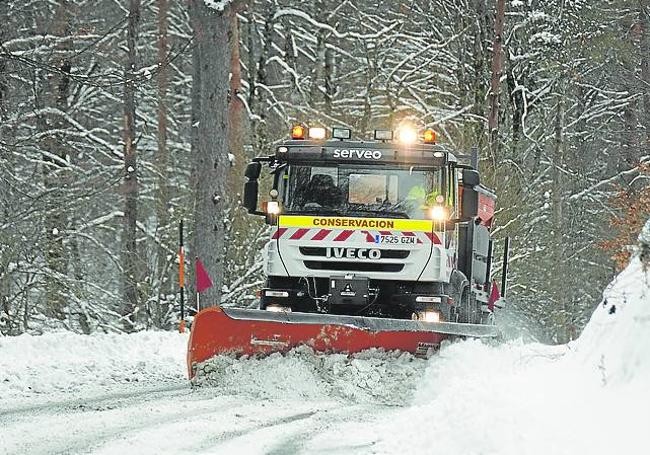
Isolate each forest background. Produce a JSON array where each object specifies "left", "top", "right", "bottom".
[{"left": 1, "top": 0, "right": 649, "bottom": 343}]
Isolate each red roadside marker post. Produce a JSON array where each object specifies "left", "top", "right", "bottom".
[{"left": 179, "top": 219, "right": 186, "bottom": 333}]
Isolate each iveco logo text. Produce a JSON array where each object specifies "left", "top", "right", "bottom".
[
  {"left": 333, "top": 149, "right": 383, "bottom": 160},
  {"left": 326, "top": 247, "right": 381, "bottom": 260}
]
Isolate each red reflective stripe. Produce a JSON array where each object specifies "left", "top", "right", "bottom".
[
  {"left": 333, "top": 230, "right": 353, "bottom": 241},
  {"left": 311, "top": 229, "right": 331, "bottom": 241},
  {"left": 289, "top": 228, "right": 309, "bottom": 240},
  {"left": 379, "top": 231, "right": 392, "bottom": 236},
  {"left": 362, "top": 230, "right": 375, "bottom": 242},
  {"left": 402, "top": 231, "right": 415, "bottom": 236},
  {"left": 425, "top": 232, "right": 442, "bottom": 244},
  {"left": 271, "top": 228, "right": 287, "bottom": 239}
]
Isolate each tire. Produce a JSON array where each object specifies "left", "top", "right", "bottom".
[
  {"left": 457, "top": 287, "right": 479, "bottom": 324},
  {"left": 448, "top": 270, "right": 467, "bottom": 323}
]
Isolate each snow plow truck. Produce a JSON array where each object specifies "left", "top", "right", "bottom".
[{"left": 187, "top": 125, "right": 508, "bottom": 378}]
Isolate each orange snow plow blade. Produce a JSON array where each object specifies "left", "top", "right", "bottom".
[{"left": 187, "top": 306, "right": 499, "bottom": 378}]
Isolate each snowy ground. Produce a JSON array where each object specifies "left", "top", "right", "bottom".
[{"left": 1, "top": 258, "right": 648, "bottom": 455}]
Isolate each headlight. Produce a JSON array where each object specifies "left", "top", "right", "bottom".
[
  {"left": 430, "top": 205, "right": 447, "bottom": 221},
  {"left": 267, "top": 201, "right": 280, "bottom": 215},
  {"left": 397, "top": 127, "right": 417, "bottom": 144},
  {"left": 308, "top": 127, "right": 327, "bottom": 140}
]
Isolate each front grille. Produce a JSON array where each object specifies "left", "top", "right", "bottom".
[
  {"left": 303, "top": 261, "right": 404, "bottom": 273},
  {"left": 299, "top": 247, "right": 410, "bottom": 259}
]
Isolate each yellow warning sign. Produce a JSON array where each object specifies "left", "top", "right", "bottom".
[{"left": 278, "top": 215, "right": 433, "bottom": 232}]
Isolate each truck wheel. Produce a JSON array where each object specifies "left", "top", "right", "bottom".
[{"left": 457, "top": 287, "right": 479, "bottom": 324}]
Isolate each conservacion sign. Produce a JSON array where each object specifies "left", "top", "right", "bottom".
[{"left": 279, "top": 216, "right": 433, "bottom": 232}]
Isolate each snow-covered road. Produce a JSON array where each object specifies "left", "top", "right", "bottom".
[
  {"left": 1, "top": 336, "right": 646, "bottom": 455},
  {"left": 0, "top": 332, "right": 422, "bottom": 455},
  {"left": 1, "top": 382, "right": 391, "bottom": 455},
  {"left": 1, "top": 258, "right": 649, "bottom": 455}
]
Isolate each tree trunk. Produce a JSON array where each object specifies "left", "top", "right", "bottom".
[
  {"left": 252, "top": 8, "right": 274, "bottom": 154},
  {"left": 551, "top": 84, "right": 568, "bottom": 343},
  {"left": 245, "top": 9, "right": 257, "bottom": 115},
  {"left": 228, "top": 3, "right": 245, "bottom": 191},
  {"left": 154, "top": 0, "right": 170, "bottom": 327},
  {"left": 122, "top": 0, "right": 141, "bottom": 329},
  {"left": 310, "top": 30, "right": 326, "bottom": 107},
  {"left": 324, "top": 46, "right": 335, "bottom": 116},
  {"left": 488, "top": 0, "right": 505, "bottom": 163},
  {"left": 41, "top": 0, "right": 73, "bottom": 320},
  {"left": 471, "top": 0, "right": 488, "bottom": 147},
  {"left": 640, "top": 0, "right": 650, "bottom": 156},
  {"left": 189, "top": 0, "right": 232, "bottom": 307}
]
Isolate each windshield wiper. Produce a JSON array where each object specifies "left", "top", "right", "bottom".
[
  {"left": 287, "top": 207, "right": 343, "bottom": 216},
  {"left": 343, "top": 208, "right": 409, "bottom": 219}
]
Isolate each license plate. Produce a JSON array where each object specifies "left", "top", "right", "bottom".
[{"left": 375, "top": 235, "right": 415, "bottom": 244}]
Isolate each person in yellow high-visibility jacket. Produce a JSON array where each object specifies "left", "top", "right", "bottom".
[{"left": 405, "top": 184, "right": 441, "bottom": 217}]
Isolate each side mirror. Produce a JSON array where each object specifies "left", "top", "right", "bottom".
[
  {"left": 462, "top": 169, "right": 480, "bottom": 187},
  {"left": 243, "top": 180, "right": 259, "bottom": 213},
  {"left": 243, "top": 161, "right": 262, "bottom": 214},
  {"left": 245, "top": 162, "right": 262, "bottom": 179}
]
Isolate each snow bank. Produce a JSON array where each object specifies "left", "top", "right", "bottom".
[
  {"left": 573, "top": 256, "right": 650, "bottom": 386},
  {"left": 0, "top": 331, "right": 187, "bottom": 400},
  {"left": 308, "top": 337, "right": 647, "bottom": 455},
  {"left": 307, "top": 253, "right": 650, "bottom": 454},
  {"left": 194, "top": 346, "right": 426, "bottom": 405}
]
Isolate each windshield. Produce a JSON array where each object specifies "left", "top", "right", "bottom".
[{"left": 283, "top": 165, "right": 444, "bottom": 219}]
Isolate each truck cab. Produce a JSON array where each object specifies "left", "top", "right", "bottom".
[{"left": 243, "top": 126, "right": 496, "bottom": 324}]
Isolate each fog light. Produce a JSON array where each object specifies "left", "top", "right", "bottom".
[
  {"left": 412, "top": 310, "right": 441, "bottom": 323},
  {"left": 374, "top": 129, "right": 393, "bottom": 141},
  {"left": 332, "top": 127, "right": 352, "bottom": 139},
  {"left": 266, "top": 305, "right": 292, "bottom": 312}
]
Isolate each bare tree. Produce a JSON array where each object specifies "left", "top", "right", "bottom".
[
  {"left": 40, "top": 0, "right": 74, "bottom": 320},
  {"left": 122, "top": 0, "right": 141, "bottom": 329},
  {"left": 189, "top": 0, "right": 233, "bottom": 306},
  {"left": 488, "top": 0, "right": 505, "bottom": 163},
  {"left": 154, "top": 0, "right": 170, "bottom": 326}
]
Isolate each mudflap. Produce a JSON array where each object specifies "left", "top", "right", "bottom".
[{"left": 186, "top": 306, "right": 500, "bottom": 378}]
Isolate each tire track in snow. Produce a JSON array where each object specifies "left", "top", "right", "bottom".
[
  {"left": 1, "top": 386, "right": 346, "bottom": 455},
  {"left": 0, "top": 385, "right": 200, "bottom": 455},
  {"left": 0, "top": 383, "right": 187, "bottom": 419},
  {"left": 87, "top": 399, "right": 339, "bottom": 455},
  {"left": 196, "top": 403, "right": 390, "bottom": 455}
]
